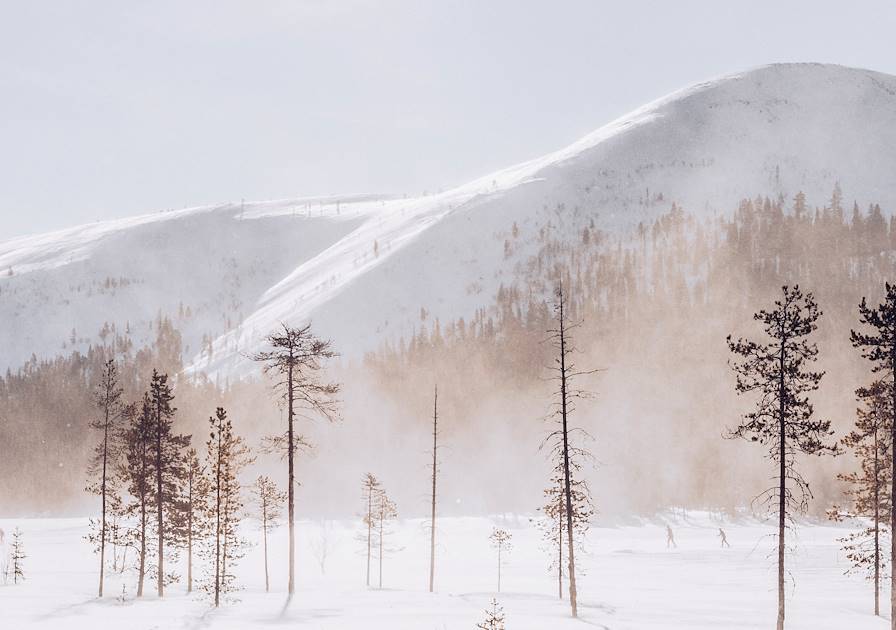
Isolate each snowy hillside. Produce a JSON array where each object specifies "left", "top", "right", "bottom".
[{"left": 2, "top": 63, "right": 896, "bottom": 376}]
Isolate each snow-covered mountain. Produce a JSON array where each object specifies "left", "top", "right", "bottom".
[{"left": 3, "top": 63, "right": 896, "bottom": 376}]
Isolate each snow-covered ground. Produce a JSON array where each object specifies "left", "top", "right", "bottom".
[{"left": 0, "top": 513, "right": 884, "bottom": 629}]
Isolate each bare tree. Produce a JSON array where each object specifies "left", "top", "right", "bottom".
[
  {"left": 829, "top": 379, "right": 892, "bottom": 616},
  {"left": 252, "top": 323, "right": 340, "bottom": 597},
  {"left": 728, "top": 285, "right": 836, "bottom": 630},
  {"left": 852, "top": 283, "right": 896, "bottom": 629},
  {"left": 428, "top": 384, "right": 439, "bottom": 593},
  {"left": 251, "top": 475, "right": 286, "bottom": 592},
  {"left": 489, "top": 528, "right": 512, "bottom": 593}
]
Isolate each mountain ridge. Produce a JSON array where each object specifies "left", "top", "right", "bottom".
[{"left": 2, "top": 63, "right": 895, "bottom": 376}]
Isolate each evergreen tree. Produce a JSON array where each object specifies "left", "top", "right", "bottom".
[
  {"left": 851, "top": 283, "right": 896, "bottom": 629},
  {"left": 179, "top": 447, "right": 210, "bottom": 594},
  {"left": 476, "top": 598, "right": 506, "bottom": 630},
  {"left": 9, "top": 527, "right": 25, "bottom": 585},
  {"left": 87, "top": 358, "right": 124, "bottom": 598},
  {"left": 538, "top": 457, "right": 593, "bottom": 599},
  {"left": 830, "top": 379, "right": 892, "bottom": 616},
  {"left": 360, "top": 472, "right": 382, "bottom": 587},
  {"left": 204, "top": 407, "right": 253, "bottom": 606},
  {"left": 728, "top": 285, "right": 836, "bottom": 630},
  {"left": 372, "top": 486, "right": 398, "bottom": 590},
  {"left": 148, "top": 370, "right": 189, "bottom": 598},
  {"left": 489, "top": 528, "right": 512, "bottom": 593},
  {"left": 251, "top": 475, "right": 286, "bottom": 593},
  {"left": 252, "top": 324, "right": 340, "bottom": 598},
  {"left": 122, "top": 394, "right": 155, "bottom": 597}
]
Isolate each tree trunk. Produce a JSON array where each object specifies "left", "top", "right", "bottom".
[
  {"left": 187, "top": 471, "right": 193, "bottom": 594},
  {"left": 215, "top": 425, "right": 222, "bottom": 608},
  {"left": 890, "top": 354, "right": 895, "bottom": 630},
  {"left": 558, "top": 498, "right": 563, "bottom": 600},
  {"left": 497, "top": 544, "right": 502, "bottom": 593},
  {"left": 366, "top": 490, "right": 372, "bottom": 587},
  {"left": 263, "top": 500, "right": 270, "bottom": 593},
  {"left": 777, "top": 336, "right": 786, "bottom": 630},
  {"left": 156, "top": 406, "right": 164, "bottom": 598},
  {"left": 98, "top": 396, "right": 109, "bottom": 598},
  {"left": 378, "top": 510, "right": 384, "bottom": 589},
  {"left": 874, "top": 429, "right": 880, "bottom": 616},
  {"left": 288, "top": 359, "right": 296, "bottom": 597},
  {"left": 558, "top": 288, "right": 578, "bottom": 618},
  {"left": 429, "top": 385, "right": 438, "bottom": 593}
]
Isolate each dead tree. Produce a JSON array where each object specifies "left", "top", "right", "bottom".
[
  {"left": 251, "top": 475, "right": 286, "bottom": 593},
  {"left": 428, "top": 384, "right": 439, "bottom": 593},
  {"left": 852, "top": 283, "right": 896, "bottom": 629},
  {"left": 543, "top": 280, "right": 596, "bottom": 618},
  {"left": 253, "top": 323, "right": 340, "bottom": 597},
  {"left": 489, "top": 528, "right": 513, "bottom": 593},
  {"left": 728, "top": 285, "right": 836, "bottom": 630},
  {"left": 360, "top": 473, "right": 382, "bottom": 587},
  {"left": 829, "top": 379, "right": 892, "bottom": 616},
  {"left": 87, "top": 359, "right": 124, "bottom": 598}
]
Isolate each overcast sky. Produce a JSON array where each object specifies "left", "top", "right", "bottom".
[{"left": 1, "top": 0, "right": 895, "bottom": 238}]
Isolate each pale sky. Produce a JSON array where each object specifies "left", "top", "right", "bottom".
[{"left": 2, "top": 0, "right": 895, "bottom": 238}]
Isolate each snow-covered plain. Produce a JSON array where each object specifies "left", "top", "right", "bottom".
[{"left": 0, "top": 513, "right": 884, "bottom": 629}]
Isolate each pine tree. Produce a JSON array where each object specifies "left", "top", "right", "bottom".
[
  {"left": 9, "top": 527, "right": 25, "bottom": 584},
  {"left": 372, "top": 486, "right": 398, "bottom": 589},
  {"left": 538, "top": 457, "right": 593, "bottom": 599},
  {"left": 148, "top": 370, "right": 189, "bottom": 598},
  {"left": 728, "top": 285, "right": 836, "bottom": 630},
  {"left": 360, "top": 473, "right": 382, "bottom": 587},
  {"left": 87, "top": 359, "right": 124, "bottom": 598},
  {"left": 489, "top": 528, "right": 512, "bottom": 593},
  {"left": 251, "top": 475, "right": 286, "bottom": 593},
  {"left": 476, "top": 598, "right": 506, "bottom": 630},
  {"left": 122, "top": 393, "right": 155, "bottom": 597},
  {"left": 829, "top": 379, "right": 892, "bottom": 616},
  {"left": 205, "top": 407, "right": 253, "bottom": 606},
  {"left": 252, "top": 324, "right": 340, "bottom": 598},
  {"left": 181, "top": 448, "right": 210, "bottom": 594},
  {"left": 851, "top": 283, "right": 896, "bottom": 629},
  {"left": 543, "top": 279, "right": 595, "bottom": 618}
]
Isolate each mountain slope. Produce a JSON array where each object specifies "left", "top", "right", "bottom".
[{"left": 2, "top": 63, "right": 895, "bottom": 376}]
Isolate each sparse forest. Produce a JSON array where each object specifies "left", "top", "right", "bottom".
[{"left": 3, "top": 189, "right": 896, "bottom": 628}]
